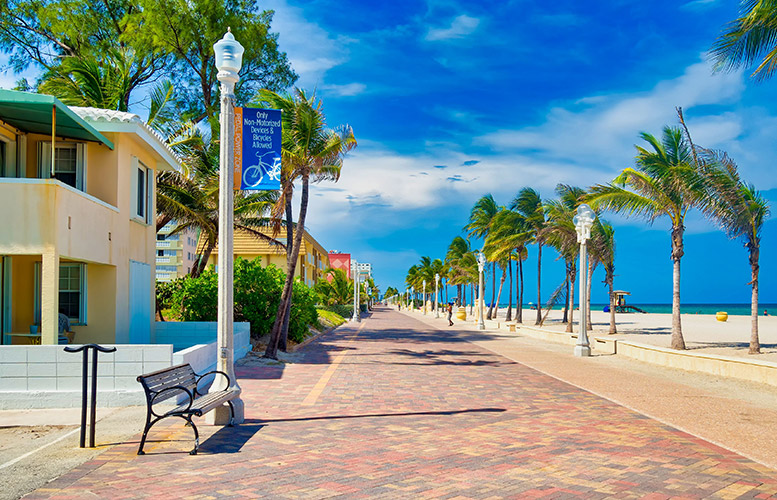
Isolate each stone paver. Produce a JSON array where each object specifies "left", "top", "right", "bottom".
[{"left": 23, "top": 307, "right": 777, "bottom": 498}]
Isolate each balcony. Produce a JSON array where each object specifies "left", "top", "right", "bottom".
[
  {"left": 0, "top": 178, "right": 119, "bottom": 264},
  {"left": 156, "top": 255, "right": 181, "bottom": 265}
]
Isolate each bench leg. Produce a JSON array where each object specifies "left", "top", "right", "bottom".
[
  {"left": 183, "top": 415, "right": 200, "bottom": 455},
  {"left": 137, "top": 414, "right": 159, "bottom": 455},
  {"left": 227, "top": 400, "right": 235, "bottom": 427}
]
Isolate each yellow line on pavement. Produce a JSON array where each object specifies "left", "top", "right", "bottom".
[{"left": 301, "top": 321, "right": 365, "bottom": 406}]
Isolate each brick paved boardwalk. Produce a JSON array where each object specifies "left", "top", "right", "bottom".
[{"left": 26, "top": 307, "right": 777, "bottom": 498}]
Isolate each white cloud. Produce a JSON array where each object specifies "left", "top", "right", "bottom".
[
  {"left": 263, "top": 0, "right": 351, "bottom": 88},
  {"left": 425, "top": 15, "right": 480, "bottom": 41},
  {"left": 322, "top": 83, "right": 367, "bottom": 97},
  {"left": 476, "top": 59, "right": 746, "bottom": 170}
]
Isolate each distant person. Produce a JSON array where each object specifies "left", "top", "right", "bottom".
[
  {"left": 447, "top": 303, "right": 454, "bottom": 326},
  {"left": 765, "top": 309, "right": 769, "bottom": 316},
  {"left": 58, "top": 308, "right": 73, "bottom": 344}
]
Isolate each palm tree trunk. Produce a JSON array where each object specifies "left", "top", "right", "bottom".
[
  {"left": 193, "top": 239, "right": 215, "bottom": 277},
  {"left": 494, "top": 268, "right": 505, "bottom": 321},
  {"left": 566, "top": 262, "right": 576, "bottom": 333},
  {"left": 461, "top": 284, "right": 465, "bottom": 306},
  {"left": 278, "top": 195, "right": 294, "bottom": 352},
  {"left": 517, "top": 253, "right": 524, "bottom": 323},
  {"left": 670, "top": 225, "right": 686, "bottom": 350},
  {"left": 506, "top": 259, "right": 513, "bottom": 321},
  {"left": 266, "top": 173, "right": 310, "bottom": 359},
  {"left": 487, "top": 262, "right": 496, "bottom": 319},
  {"left": 535, "top": 243, "right": 542, "bottom": 325},
  {"left": 470, "top": 283, "right": 474, "bottom": 315},
  {"left": 562, "top": 268, "right": 569, "bottom": 324},
  {"left": 586, "top": 261, "right": 595, "bottom": 331},
  {"left": 749, "top": 244, "right": 760, "bottom": 354},
  {"left": 607, "top": 267, "right": 617, "bottom": 334}
]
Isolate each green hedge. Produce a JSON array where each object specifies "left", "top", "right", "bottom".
[
  {"left": 159, "top": 257, "right": 318, "bottom": 344},
  {"left": 318, "top": 303, "right": 367, "bottom": 318}
]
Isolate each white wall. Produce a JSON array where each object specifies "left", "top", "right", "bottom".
[{"left": 0, "top": 323, "right": 251, "bottom": 409}]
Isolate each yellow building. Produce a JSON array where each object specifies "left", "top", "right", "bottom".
[
  {"left": 199, "top": 227, "right": 330, "bottom": 287},
  {"left": 0, "top": 91, "right": 182, "bottom": 346}
]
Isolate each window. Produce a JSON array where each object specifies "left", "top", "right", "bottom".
[
  {"left": 38, "top": 142, "right": 85, "bottom": 190},
  {"left": 131, "top": 157, "right": 152, "bottom": 224},
  {"left": 157, "top": 234, "right": 165, "bottom": 241},
  {"left": 34, "top": 263, "right": 87, "bottom": 325},
  {"left": 157, "top": 250, "right": 164, "bottom": 257}
]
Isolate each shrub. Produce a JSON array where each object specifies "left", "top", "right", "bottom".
[{"left": 160, "top": 257, "right": 320, "bottom": 343}]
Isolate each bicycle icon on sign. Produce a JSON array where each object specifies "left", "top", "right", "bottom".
[{"left": 243, "top": 151, "right": 281, "bottom": 189}]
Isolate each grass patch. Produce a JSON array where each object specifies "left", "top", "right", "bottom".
[{"left": 315, "top": 308, "right": 346, "bottom": 330}]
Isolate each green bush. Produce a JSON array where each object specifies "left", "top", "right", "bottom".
[
  {"left": 318, "top": 303, "right": 367, "bottom": 318},
  {"left": 160, "top": 257, "right": 319, "bottom": 343}
]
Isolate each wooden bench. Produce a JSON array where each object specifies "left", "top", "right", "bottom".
[{"left": 136, "top": 363, "right": 240, "bottom": 455}]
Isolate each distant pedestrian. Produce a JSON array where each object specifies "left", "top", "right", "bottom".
[
  {"left": 447, "top": 303, "right": 454, "bottom": 326},
  {"left": 765, "top": 309, "right": 769, "bottom": 316}
]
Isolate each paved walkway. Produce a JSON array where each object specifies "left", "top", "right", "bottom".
[{"left": 24, "top": 307, "right": 777, "bottom": 498}]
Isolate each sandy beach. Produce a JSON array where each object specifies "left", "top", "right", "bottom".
[{"left": 483, "top": 306, "right": 777, "bottom": 362}]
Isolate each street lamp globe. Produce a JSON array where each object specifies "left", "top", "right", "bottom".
[
  {"left": 213, "top": 29, "right": 244, "bottom": 84},
  {"left": 573, "top": 203, "right": 595, "bottom": 242}
]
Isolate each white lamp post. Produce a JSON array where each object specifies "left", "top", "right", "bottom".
[
  {"left": 573, "top": 204, "right": 596, "bottom": 357},
  {"left": 212, "top": 29, "right": 245, "bottom": 424},
  {"left": 352, "top": 260, "right": 360, "bottom": 322},
  {"left": 423, "top": 280, "right": 427, "bottom": 315},
  {"left": 406, "top": 288, "right": 410, "bottom": 310},
  {"left": 434, "top": 273, "right": 440, "bottom": 318},
  {"left": 477, "top": 251, "right": 486, "bottom": 330}
]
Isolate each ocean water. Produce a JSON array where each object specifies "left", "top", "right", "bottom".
[{"left": 487, "top": 303, "right": 777, "bottom": 316}]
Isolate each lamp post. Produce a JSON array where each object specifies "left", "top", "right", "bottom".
[
  {"left": 573, "top": 204, "right": 596, "bottom": 357},
  {"left": 352, "top": 260, "right": 360, "bottom": 322},
  {"left": 477, "top": 251, "right": 486, "bottom": 330},
  {"left": 212, "top": 29, "right": 245, "bottom": 424},
  {"left": 406, "top": 288, "right": 410, "bottom": 310},
  {"left": 435, "top": 273, "right": 440, "bottom": 318}
]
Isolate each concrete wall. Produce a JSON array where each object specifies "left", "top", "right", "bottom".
[{"left": 0, "top": 323, "right": 251, "bottom": 409}]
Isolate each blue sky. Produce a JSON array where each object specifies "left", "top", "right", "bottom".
[
  {"left": 3, "top": 0, "right": 774, "bottom": 306},
  {"left": 268, "top": 0, "right": 777, "bottom": 305}
]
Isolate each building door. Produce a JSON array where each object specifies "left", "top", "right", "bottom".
[{"left": 128, "top": 260, "right": 152, "bottom": 344}]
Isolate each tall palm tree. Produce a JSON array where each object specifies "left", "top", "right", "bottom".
[
  {"left": 259, "top": 88, "right": 356, "bottom": 359},
  {"left": 445, "top": 236, "right": 471, "bottom": 305},
  {"left": 590, "top": 219, "right": 617, "bottom": 334},
  {"left": 700, "top": 150, "right": 770, "bottom": 353},
  {"left": 464, "top": 194, "right": 501, "bottom": 319},
  {"left": 485, "top": 209, "right": 529, "bottom": 322},
  {"left": 710, "top": 0, "right": 777, "bottom": 81},
  {"left": 590, "top": 127, "right": 707, "bottom": 350},
  {"left": 511, "top": 188, "right": 545, "bottom": 325},
  {"left": 544, "top": 185, "right": 586, "bottom": 333}
]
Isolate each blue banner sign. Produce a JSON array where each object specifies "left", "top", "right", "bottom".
[{"left": 234, "top": 107, "right": 282, "bottom": 190}]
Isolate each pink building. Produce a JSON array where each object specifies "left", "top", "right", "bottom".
[{"left": 328, "top": 251, "right": 351, "bottom": 279}]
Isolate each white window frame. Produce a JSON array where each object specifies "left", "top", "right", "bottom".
[
  {"left": 34, "top": 262, "right": 87, "bottom": 325},
  {"left": 131, "top": 156, "right": 153, "bottom": 224},
  {"left": 0, "top": 134, "right": 17, "bottom": 178},
  {"left": 38, "top": 142, "right": 86, "bottom": 190}
]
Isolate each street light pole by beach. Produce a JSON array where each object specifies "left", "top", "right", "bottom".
[
  {"left": 435, "top": 273, "right": 440, "bottom": 318},
  {"left": 352, "top": 260, "right": 360, "bottom": 322},
  {"left": 213, "top": 29, "right": 245, "bottom": 424},
  {"left": 573, "top": 204, "right": 596, "bottom": 357},
  {"left": 477, "top": 251, "right": 486, "bottom": 330}
]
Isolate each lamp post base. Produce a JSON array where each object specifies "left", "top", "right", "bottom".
[
  {"left": 574, "top": 345, "right": 591, "bottom": 357},
  {"left": 206, "top": 397, "right": 245, "bottom": 425}
]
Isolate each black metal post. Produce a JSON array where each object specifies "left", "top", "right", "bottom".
[{"left": 64, "top": 344, "right": 117, "bottom": 448}]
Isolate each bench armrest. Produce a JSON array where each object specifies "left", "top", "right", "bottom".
[
  {"left": 194, "top": 370, "right": 231, "bottom": 396},
  {"left": 149, "top": 385, "right": 194, "bottom": 417}
]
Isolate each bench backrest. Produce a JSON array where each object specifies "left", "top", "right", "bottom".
[{"left": 137, "top": 364, "right": 197, "bottom": 402}]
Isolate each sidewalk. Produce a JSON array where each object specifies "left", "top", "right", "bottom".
[{"left": 13, "top": 307, "right": 777, "bottom": 498}]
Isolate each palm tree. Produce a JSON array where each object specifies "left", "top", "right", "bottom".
[
  {"left": 313, "top": 268, "right": 353, "bottom": 305},
  {"left": 485, "top": 208, "right": 530, "bottom": 322},
  {"left": 259, "top": 88, "right": 356, "bottom": 359},
  {"left": 464, "top": 194, "right": 501, "bottom": 319},
  {"left": 544, "top": 185, "right": 586, "bottom": 333},
  {"left": 700, "top": 150, "right": 770, "bottom": 353},
  {"left": 511, "top": 188, "right": 546, "bottom": 325},
  {"left": 590, "top": 127, "right": 707, "bottom": 350},
  {"left": 445, "top": 236, "right": 471, "bottom": 305},
  {"left": 710, "top": 0, "right": 777, "bottom": 81},
  {"left": 590, "top": 219, "right": 617, "bottom": 334}
]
